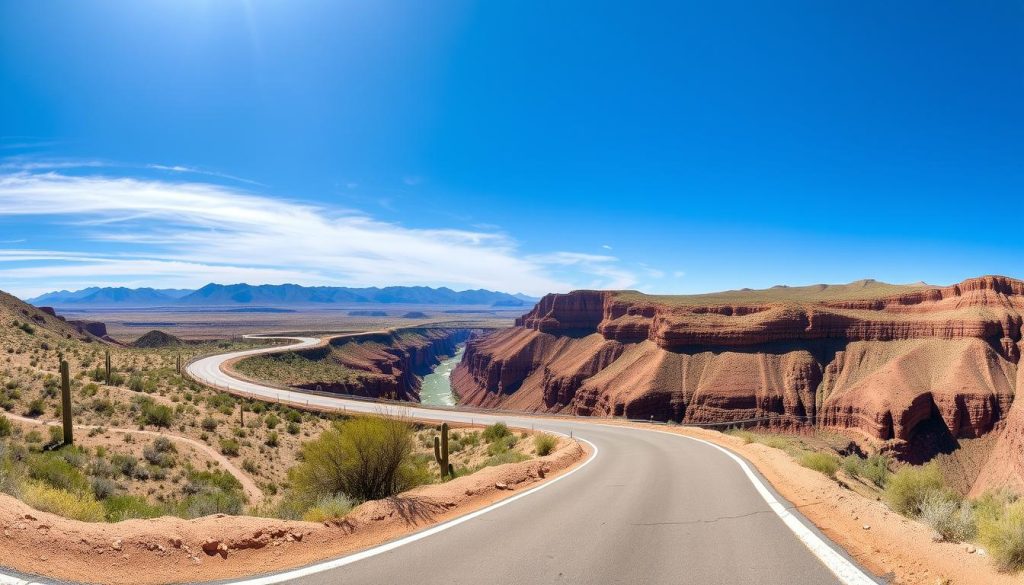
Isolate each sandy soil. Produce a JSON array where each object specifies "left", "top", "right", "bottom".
[
  {"left": 652, "top": 425, "right": 1016, "bottom": 585},
  {"left": 0, "top": 436, "right": 587, "bottom": 585}
]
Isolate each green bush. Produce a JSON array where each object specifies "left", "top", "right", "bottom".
[
  {"left": 798, "top": 452, "right": 840, "bottom": 479},
  {"left": 104, "top": 494, "right": 164, "bottom": 522},
  {"left": 142, "top": 403, "right": 174, "bottom": 428},
  {"left": 219, "top": 438, "right": 240, "bottom": 456},
  {"left": 287, "top": 421, "right": 301, "bottom": 435},
  {"left": 201, "top": 416, "right": 218, "bottom": 431},
  {"left": 884, "top": 462, "right": 944, "bottom": 516},
  {"left": 26, "top": 398, "right": 45, "bottom": 417},
  {"left": 534, "top": 434, "right": 558, "bottom": 456},
  {"left": 486, "top": 434, "right": 517, "bottom": 456},
  {"left": 840, "top": 453, "right": 891, "bottom": 488},
  {"left": 0, "top": 413, "right": 11, "bottom": 437},
  {"left": 482, "top": 422, "right": 511, "bottom": 443},
  {"left": 265, "top": 413, "right": 280, "bottom": 429},
  {"left": 27, "top": 451, "right": 88, "bottom": 493},
  {"left": 977, "top": 498, "right": 1024, "bottom": 571},
  {"left": 483, "top": 450, "right": 530, "bottom": 467},
  {"left": 288, "top": 416, "right": 425, "bottom": 504},
  {"left": 265, "top": 431, "right": 280, "bottom": 448},
  {"left": 301, "top": 495, "right": 354, "bottom": 522}
]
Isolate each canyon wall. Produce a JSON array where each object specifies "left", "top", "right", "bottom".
[
  {"left": 453, "top": 276, "right": 1024, "bottom": 488},
  {"left": 287, "top": 328, "right": 472, "bottom": 401}
]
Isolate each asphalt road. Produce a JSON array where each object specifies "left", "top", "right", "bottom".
[{"left": 187, "top": 336, "right": 881, "bottom": 585}]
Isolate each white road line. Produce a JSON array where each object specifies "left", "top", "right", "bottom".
[
  {"left": 651, "top": 429, "right": 879, "bottom": 585},
  {"left": 224, "top": 436, "right": 599, "bottom": 585}
]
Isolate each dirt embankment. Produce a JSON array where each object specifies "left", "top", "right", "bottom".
[{"left": 0, "top": 434, "right": 587, "bottom": 585}]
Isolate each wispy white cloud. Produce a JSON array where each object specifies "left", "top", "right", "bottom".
[
  {"left": 146, "top": 164, "right": 265, "bottom": 186},
  {"left": 0, "top": 171, "right": 643, "bottom": 297}
]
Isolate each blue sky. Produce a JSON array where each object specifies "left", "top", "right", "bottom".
[{"left": 0, "top": 1, "right": 1021, "bottom": 298}]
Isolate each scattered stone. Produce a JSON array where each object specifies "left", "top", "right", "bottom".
[
  {"left": 495, "top": 482, "right": 509, "bottom": 490},
  {"left": 964, "top": 544, "right": 976, "bottom": 554},
  {"left": 862, "top": 525, "right": 870, "bottom": 530},
  {"left": 201, "top": 539, "right": 228, "bottom": 557},
  {"left": 464, "top": 489, "right": 475, "bottom": 496},
  {"left": 169, "top": 537, "right": 183, "bottom": 548},
  {"left": 22, "top": 514, "right": 36, "bottom": 521},
  {"left": 111, "top": 539, "right": 123, "bottom": 551},
  {"left": 291, "top": 532, "right": 303, "bottom": 542}
]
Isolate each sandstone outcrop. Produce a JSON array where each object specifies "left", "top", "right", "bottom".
[{"left": 454, "top": 276, "right": 1024, "bottom": 479}]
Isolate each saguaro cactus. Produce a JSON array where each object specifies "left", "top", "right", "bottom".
[
  {"left": 176, "top": 353, "right": 181, "bottom": 374},
  {"left": 433, "top": 422, "right": 453, "bottom": 478},
  {"left": 104, "top": 350, "right": 112, "bottom": 384},
  {"left": 60, "top": 359, "right": 73, "bottom": 446}
]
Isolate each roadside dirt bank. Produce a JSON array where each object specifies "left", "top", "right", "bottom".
[
  {"left": 0, "top": 437, "right": 588, "bottom": 585},
  {"left": 645, "top": 424, "right": 1015, "bottom": 585}
]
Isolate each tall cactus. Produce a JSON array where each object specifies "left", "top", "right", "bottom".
[
  {"left": 433, "top": 422, "right": 453, "bottom": 478},
  {"left": 176, "top": 353, "right": 181, "bottom": 374},
  {"left": 104, "top": 350, "right": 111, "bottom": 384},
  {"left": 60, "top": 359, "right": 73, "bottom": 446}
]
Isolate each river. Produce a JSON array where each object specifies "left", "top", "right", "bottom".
[{"left": 419, "top": 344, "right": 465, "bottom": 406}]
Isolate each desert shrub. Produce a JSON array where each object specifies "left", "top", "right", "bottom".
[
  {"left": 288, "top": 416, "right": 424, "bottom": 505},
  {"left": 91, "top": 398, "right": 115, "bottom": 416},
  {"left": 491, "top": 431, "right": 519, "bottom": 454},
  {"left": 242, "top": 458, "right": 257, "bottom": 473},
  {"left": 483, "top": 450, "right": 530, "bottom": 467},
  {"left": 977, "top": 498, "right": 1024, "bottom": 571},
  {"left": 0, "top": 413, "right": 11, "bottom": 438},
  {"left": 482, "top": 422, "right": 511, "bottom": 443},
  {"left": 141, "top": 402, "right": 174, "bottom": 428},
  {"left": 265, "top": 413, "right": 280, "bottom": 429},
  {"left": 841, "top": 454, "right": 861, "bottom": 478},
  {"left": 103, "top": 494, "right": 164, "bottom": 521},
  {"left": 201, "top": 416, "right": 218, "bottom": 431},
  {"left": 287, "top": 421, "right": 300, "bottom": 435},
  {"left": 725, "top": 427, "right": 756, "bottom": 444},
  {"left": 885, "top": 462, "right": 944, "bottom": 516},
  {"left": 219, "top": 438, "right": 240, "bottom": 456},
  {"left": 143, "top": 437, "right": 177, "bottom": 467},
  {"left": 534, "top": 434, "right": 558, "bottom": 456},
  {"left": 128, "top": 374, "right": 145, "bottom": 393},
  {"left": 25, "top": 398, "right": 45, "bottom": 417},
  {"left": 265, "top": 431, "right": 280, "bottom": 448},
  {"left": 301, "top": 495, "right": 355, "bottom": 522},
  {"left": 461, "top": 431, "right": 481, "bottom": 448},
  {"left": 798, "top": 452, "right": 840, "bottom": 479},
  {"left": 90, "top": 476, "right": 117, "bottom": 500},
  {"left": 20, "top": 481, "right": 104, "bottom": 521},
  {"left": 27, "top": 452, "right": 87, "bottom": 492},
  {"left": 918, "top": 490, "right": 975, "bottom": 542},
  {"left": 860, "top": 454, "right": 891, "bottom": 488},
  {"left": 110, "top": 453, "right": 138, "bottom": 477}
]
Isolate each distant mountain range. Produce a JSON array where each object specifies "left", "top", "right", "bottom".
[{"left": 27, "top": 284, "right": 539, "bottom": 308}]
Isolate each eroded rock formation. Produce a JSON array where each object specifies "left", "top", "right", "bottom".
[{"left": 453, "top": 276, "right": 1024, "bottom": 484}]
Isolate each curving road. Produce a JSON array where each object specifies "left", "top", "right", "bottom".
[{"left": 187, "top": 336, "right": 881, "bottom": 585}]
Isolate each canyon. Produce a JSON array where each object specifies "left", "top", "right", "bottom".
[
  {"left": 233, "top": 328, "right": 473, "bottom": 402},
  {"left": 451, "top": 275, "right": 1024, "bottom": 494}
]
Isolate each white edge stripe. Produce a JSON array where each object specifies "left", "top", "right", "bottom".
[
  {"left": 227, "top": 434, "right": 598, "bottom": 585},
  {"left": 650, "top": 429, "right": 878, "bottom": 585}
]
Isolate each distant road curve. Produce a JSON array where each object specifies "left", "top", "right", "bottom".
[{"left": 181, "top": 335, "right": 882, "bottom": 585}]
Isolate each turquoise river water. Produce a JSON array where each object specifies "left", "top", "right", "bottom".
[{"left": 419, "top": 344, "right": 465, "bottom": 406}]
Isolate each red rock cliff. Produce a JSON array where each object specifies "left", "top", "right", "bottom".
[{"left": 453, "top": 276, "right": 1024, "bottom": 478}]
